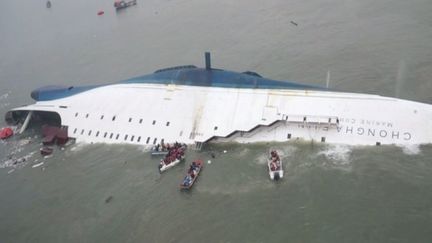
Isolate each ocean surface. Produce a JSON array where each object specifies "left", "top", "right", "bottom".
[{"left": 1, "top": 0, "right": 432, "bottom": 242}]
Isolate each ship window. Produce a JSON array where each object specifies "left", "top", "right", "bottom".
[
  {"left": 321, "top": 137, "right": 326, "bottom": 143},
  {"left": 124, "top": 135, "right": 128, "bottom": 141},
  {"left": 81, "top": 129, "right": 84, "bottom": 135},
  {"left": 96, "top": 131, "right": 100, "bottom": 137},
  {"left": 129, "top": 118, "right": 132, "bottom": 122},
  {"left": 214, "top": 126, "right": 218, "bottom": 130},
  {"left": 146, "top": 137, "right": 150, "bottom": 144},
  {"left": 303, "top": 117, "right": 307, "bottom": 122},
  {"left": 287, "top": 133, "right": 291, "bottom": 139},
  {"left": 131, "top": 136, "right": 135, "bottom": 142},
  {"left": 88, "top": 130, "right": 92, "bottom": 136},
  {"left": 166, "top": 122, "right": 170, "bottom": 126},
  {"left": 73, "top": 128, "right": 77, "bottom": 134},
  {"left": 153, "top": 138, "right": 157, "bottom": 145},
  {"left": 376, "top": 142, "right": 381, "bottom": 146},
  {"left": 152, "top": 120, "right": 156, "bottom": 125},
  {"left": 139, "top": 119, "right": 143, "bottom": 124},
  {"left": 110, "top": 133, "right": 114, "bottom": 139},
  {"left": 137, "top": 136, "right": 141, "bottom": 142},
  {"left": 100, "top": 115, "right": 104, "bottom": 120},
  {"left": 104, "top": 132, "right": 108, "bottom": 138},
  {"left": 116, "top": 134, "right": 119, "bottom": 140},
  {"left": 75, "top": 113, "right": 78, "bottom": 117},
  {"left": 328, "top": 118, "right": 331, "bottom": 123},
  {"left": 86, "top": 114, "right": 89, "bottom": 118},
  {"left": 161, "top": 139, "right": 164, "bottom": 144},
  {"left": 112, "top": 116, "right": 116, "bottom": 121}
]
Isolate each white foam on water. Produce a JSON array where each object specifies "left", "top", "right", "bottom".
[
  {"left": 399, "top": 144, "right": 421, "bottom": 155},
  {"left": 0, "top": 151, "right": 36, "bottom": 169},
  {"left": 0, "top": 102, "right": 10, "bottom": 109},
  {"left": 0, "top": 91, "right": 10, "bottom": 100},
  {"left": 254, "top": 153, "right": 268, "bottom": 165},
  {"left": 316, "top": 144, "right": 352, "bottom": 166},
  {"left": 198, "top": 181, "right": 273, "bottom": 195},
  {"left": 237, "top": 148, "right": 250, "bottom": 157},
  {"left": 137, "top": 144, "right": 151, "bottom": 153},
  {"left": 0, "top": 91, "right": 11, "bottom": 108},
  {"left": 278, "top": 145, "right": 297, "bottom": 158},
  {"left": 69, "top": 142, "right": 86, "bottom": 152}
]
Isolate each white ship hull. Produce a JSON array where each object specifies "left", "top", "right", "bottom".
[{"left": 5, "top": 55, "right": 432, "bottom": 148}]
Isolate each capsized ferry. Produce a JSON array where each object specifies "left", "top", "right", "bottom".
[{"left": 5, "top": 53, "right": 432, "bottom": 149}]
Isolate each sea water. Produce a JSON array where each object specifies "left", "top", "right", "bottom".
[{"left": 1, "top": 0, "right": 432, "bottom": 242}]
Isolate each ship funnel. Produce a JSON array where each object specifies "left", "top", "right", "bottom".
[{"left": 205, "top": 52, "right": 211, "bottom": 70}]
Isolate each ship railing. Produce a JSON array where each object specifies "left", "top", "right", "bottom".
[{"left": 282, "top": 114, "right": 339, "bottom": 127}]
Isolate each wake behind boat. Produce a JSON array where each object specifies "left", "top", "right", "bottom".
[
  {"left": 268, "top": 150, "right": 283, "bottom": 180},
  {"left": 158, "top": 143, "right": 186, "bottom": 172}
]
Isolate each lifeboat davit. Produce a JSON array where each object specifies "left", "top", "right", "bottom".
[{"left": 0, "top": 127, "right": 13, "bottom": 140}]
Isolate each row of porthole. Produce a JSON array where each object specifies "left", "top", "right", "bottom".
[
  {"left": 287, "top": 133, "right": 327, "bottom": 142},
  {"left": 72, "top": 128, "right": 163, "bottom": 145},
  {"left": 74, "top": 113, "right": 170, "bottom": 126}
]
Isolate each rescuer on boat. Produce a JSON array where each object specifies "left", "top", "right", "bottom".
[{"left": 270, "top": 150, "right": 281, "bottom": 171}]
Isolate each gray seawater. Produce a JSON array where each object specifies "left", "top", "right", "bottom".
[{"left": 1, "top": 0, "right": 432, "bottom": 242}]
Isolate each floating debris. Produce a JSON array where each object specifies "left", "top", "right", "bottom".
[
  {"left": 32, "top": 162, "right": 44, "bottom": 168},
  {"left": 40, "top": 147, "right": 53, "bottom": 156},
  {"left": 0, "top": 127, "right": 13, "bottom": 140},
  {"left": 7, "top": 169, "right": 14, "bottom": 174},
  {"left": 114, "top": 0, "right": 137, "bottom": 10},
  {"left": 105, "top": 196, "right": 113, "bottom": 203},
  {"left": 207, "top": 160, "right": 211, "bottom": 164},
  {"left": 210, "top": 152, "right": 216, "bottom": 158},
  {"left": 223, "top": 150, "right": 227, "bottom": 154},
  {"left": 97, "top": 10, "right": 105, "bottom": 16},
  {"left": 290, "top": 21, "right": 298, "bottom": 26}
]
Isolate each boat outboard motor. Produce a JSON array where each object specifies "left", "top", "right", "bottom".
[{"left": 274, "top": 172, "right": 280, "bottom": 180}]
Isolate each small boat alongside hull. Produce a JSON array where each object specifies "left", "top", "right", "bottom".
[
  {"left": 158, "top": 143, "right": 187, "bottom": 172},
  {"left": 267, "top": 150, "right": 283, "bottom": 180},
  {"left": 180, "top": 159, "right": 203, "bottom": 190},
  {"left": 150, "top": 143, "right": 169, "bottom": 156},
  {"left": 158, "top": 156, "right": 184, "bottom": 172}
]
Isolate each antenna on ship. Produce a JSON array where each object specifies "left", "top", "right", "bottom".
[
  {"left": 326, "top": 70, "right": 331, "bottom": 89},
  {"left": 205, "top": 52, "right": 211, "bottom": 70}
]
